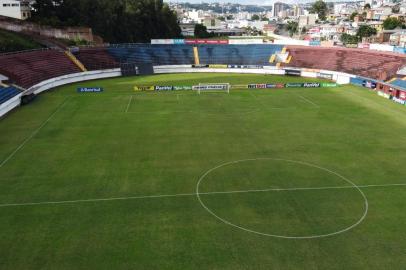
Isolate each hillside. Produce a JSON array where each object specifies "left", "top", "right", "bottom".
[{"left": 0, "top": 29, "right": 43, "bottom": 53}]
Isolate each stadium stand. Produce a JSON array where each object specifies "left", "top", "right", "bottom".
[
  {"left": 0, "top": 49, "right": 81, "bottom": 88},
  {"left": 197, "top": 44, "right": 284, "bottom": 65},
  {"left": 73, "top": 47, "right": 120, "bottom": 70},
  {"left": 108, "top": 44, "right": 195, "bottom": 65},
  {"left": 287, "top": 46, "right": 406, "bottom": 81},
  {"left": 391, "top": 79, "right": 406, "bottom": 89},
  {"left": 0, "top": 86, "right": 21, "bottom": 104}
]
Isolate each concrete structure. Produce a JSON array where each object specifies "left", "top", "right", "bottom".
[
  {"left": 0, "top": 0, "right": 31, "bottom": 20},
  {"left": 273, "top": 2, "right": 289, "bottom": 18}
]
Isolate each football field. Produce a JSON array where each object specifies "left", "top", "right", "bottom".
[{"left": 1, "top": 73, "right": 406, "bottom": 269}]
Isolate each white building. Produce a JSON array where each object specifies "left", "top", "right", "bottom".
[{"left": 0, "top": 0, "right": 31, "bottom": 20}]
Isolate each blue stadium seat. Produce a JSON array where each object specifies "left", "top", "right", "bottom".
[
  {"left": 0, "top": 86, "right": 22, "bottom": 105},
  {"left": 197, "top": 44, "right": 284, "bottom": 65},
  {"left": 107, "top": 44, "right": 283, "bottom": 66},
  {"left": 108, "top": 44, "right": 195, "bottom": 65},
  {"left": 391, "top": 79, "right": 406, "bottom": 89}
]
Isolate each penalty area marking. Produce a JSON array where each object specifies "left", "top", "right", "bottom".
[
  {"left": 125, "top": 95, "right": 133, "bottom": 113},
  {"left": 196, "top": 158, "right": 368, "bottom": 239},
  {"left": 0, "top": 98, "right": 70, "bottom": 169},
  {"left": 296, "top": 93, "right": 319, "bottom": 108}
]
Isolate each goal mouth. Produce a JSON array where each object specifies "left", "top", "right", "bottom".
[{"left": 194, "top": 83, "right": 230, "bottom": 94}]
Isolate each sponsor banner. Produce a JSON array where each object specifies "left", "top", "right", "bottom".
[
  {"left": 185, "top": 39, "right": 229, "bottom": 45},
  {"left": 392, "top": 97, "right": 406, "bottom": 105},
  {"left": 303, "top": 82, "right": 321, "bottom": 88},
  {"left": 232, "top": 84, "right": 249, "bottom": 89},
  {"left": 151, "top": 39, "right": 174, "bottom": 45},
  {"left": 309, "top": 41, "right": 321, "bottom": 46},
  {"left": 228, "top": 65, "right": 263, "bottom": 69},
  {"left": 345, "top": 43, "right": 358, "bottom": 48},
  {"left": 208, "top": 64, "right": 228, "bottom": 69},
  {"left": 266, "top": 84, "right": 277, "bottom": 88},
  {"left": 377, "top": 91, "right": 391, "bottom": 99},
  {"left": 134, "top": 86, "right": 154, "bottom": 91},
  {"left": 285, "top": 83, "right": 304, "bottom": 88},
  {"left": 317, "top": 72, "right": 333, "bottom": 80},
  {"left": 363, "top": 80, "right": 377, "bottom": 89},
  {"left": 173, "top": 86, "right": 193, "bottom": 91},
  {"left": 358, "top": 43, "right": 370, "bottom": 49},
  {"left": 228, "top": 39, "right": 263, "bottom": 44},
  {"left": 321, "top": 83, "right": 338, "bottom": 87},
  {"left": 285, "top": 69, "right": 301, "bottom": 76},
  {"left": 77, "top": 87, "right": 103, "bottom": 93},
  {"left": 174, "top": 39, "right": 185, "bottom": 45},
  {"left": 155, "top": 86, "right": 174, "bottom": 91},
  {"left": 193, "top": 84, "right": 228, "bottom": 91},
  {"left": 399, "top": 91, "right": 406, "bottom": 100},
  {"left": 192, "top": 64, "right": 209, "bottom": 68}
]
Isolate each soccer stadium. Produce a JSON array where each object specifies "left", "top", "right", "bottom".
[{"left": 1, "top": 1, "right": 406, "bottom": 269}]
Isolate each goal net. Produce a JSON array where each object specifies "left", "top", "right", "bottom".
[{"left": 196, "top": 83, "right": 230, "bottom": 94}]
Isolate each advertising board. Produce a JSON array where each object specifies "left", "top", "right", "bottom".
[{"left": 77, "top": 87, "right": 103, "bottom": 93}]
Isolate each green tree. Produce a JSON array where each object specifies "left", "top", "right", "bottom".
[
  {"left": 194, "top": 24, "right": 212, "bottom": 38},
  {"left": 251, "top": 14, "right": 260, "bottom": 21},
  {"left": 311, "top": 0, "right": 328, "bottom": 21},
  {"left": 340, "top": 33, "right": 359, "bottom": 44},
  {"left": 29, "top": 0, "right": 181, "bottom": 43},
  {"left": 357, "top": 25, "right": 377, "bottom": 39},
  {"left": 286, "top": 21, "right": 298, "bottom": 37},
  {"left": 383, "top": 17, "right": 404, "bottom": 30},
  {"left": 350, "top": 12, "right": 358, "bottom": 21}
]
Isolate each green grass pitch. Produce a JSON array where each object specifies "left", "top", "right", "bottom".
[{"left": 1, "top": 73, "right": 406, "bottom": 269}]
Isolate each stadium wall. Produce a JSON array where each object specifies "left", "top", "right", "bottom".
[
  {"left": 28, "top": 69, "right": 121, "bottom": 95},
  {"left": 0, "top": 93, "right": 22, "bottom": 118}
]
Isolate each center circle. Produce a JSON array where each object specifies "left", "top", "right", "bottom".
[{"left": 196, "top": 158, "right": 368, "bottom": 239}]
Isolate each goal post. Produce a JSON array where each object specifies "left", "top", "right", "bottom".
[{"left": 196, "top": 83, "right": 230, "bottom": 94}]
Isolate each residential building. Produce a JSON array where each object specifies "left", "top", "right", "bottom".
[{"left": 0, "top": 0, "right": 31, "bottom": 20}]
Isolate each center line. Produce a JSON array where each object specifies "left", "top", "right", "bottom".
[{"left": 0, "top": 183, "right": 405, "bottom": 208}]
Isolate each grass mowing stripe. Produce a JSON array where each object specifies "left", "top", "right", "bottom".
[{"left": 0, "top": 183, "right": 405, "bottom": 208}]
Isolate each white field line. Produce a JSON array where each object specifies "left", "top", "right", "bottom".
[
  {"left": 0, "top": 183, "right": 405, "bottom": 208},
  {"left": 0, "top": 98, "right": 70, "bottom": 169},
  {"left": 125, "top": 95, "right": 133, "bottom": 113},
  {"left": 296, "top": 93, "right": 319, "bottom": 108}
]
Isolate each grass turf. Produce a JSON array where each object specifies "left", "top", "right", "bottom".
[{"left": 0, "top": 73, "right": 406, "bottom": 269}]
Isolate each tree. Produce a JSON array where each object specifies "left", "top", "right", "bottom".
[
  {"left": 29, "top": 0, "right": 182, "bottom": 43},
  {"left": 350, "top": 12, "right": 358, "bottom": 21},
  {"left": 311, "top": 0, "right": 328, "bottom": 21},
  {"left": 340, "top": 33, "right": 359, "bottom": 44},
  {"left": 194, "top": 24, "right": 212, "bottom": 38},
  {"left": 251, "top": 14, "right": 260, "bottom": 21},
  {"left": 286, "top": 21, "right": 298, "bottom": 37},
  {"left": 217, "top": 16, "right": 225, "bottom": 21},
  {"left": 357, "top": 25, "right": 377, "bottom": 39},
  {"left": 392, "top": 5, "right": 400, "bottom": 14},
  {"left": 383, "top": 17, "right": 404, "bottom": 30}
]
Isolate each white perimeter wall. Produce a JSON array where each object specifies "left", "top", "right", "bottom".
[
  {"left": 154, "top": 65, "right": 352, "bottom": 83},
  {"left": 0, "top": 93, "right": 22, "bottom": 118},
  {"left": 29, "top": 69, "right": 122, "bottom": 95}
]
